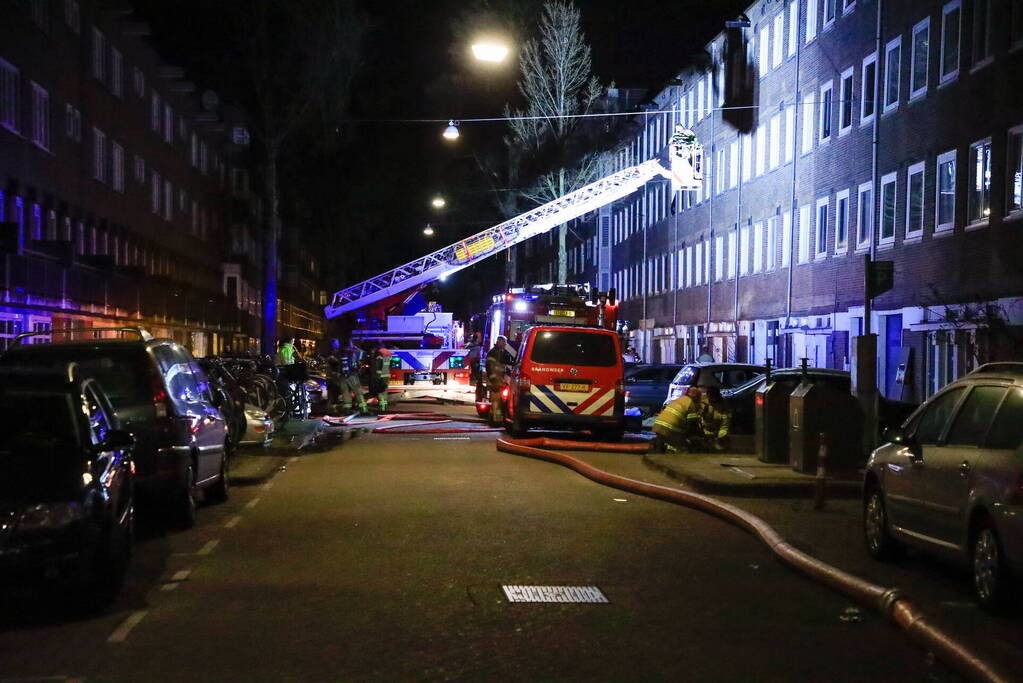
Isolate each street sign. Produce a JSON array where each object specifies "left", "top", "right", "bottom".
[{"left": 867, "top": 259, "right": 894, "bottom": 299}]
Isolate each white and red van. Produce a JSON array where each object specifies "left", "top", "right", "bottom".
[{"left": 503, "top": 325, "right": 626, "bottom": 439}]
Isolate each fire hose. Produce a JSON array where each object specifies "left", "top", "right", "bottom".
[{"left": 496, "top": 436, "right": 1012, "bottom": 683}]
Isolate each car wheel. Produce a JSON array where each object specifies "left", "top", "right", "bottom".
[
  {"left": 173, "top": 462, "right": 198, "bottom": 530},
  {"left": 208, "top": 453, "right": 230, "bottom": 504},
  {"left": 864, "top": 487, "right": 901, "bottom": 561},
  {"left": 972, "top": 521, "right": 1010, "bottom": 611}
]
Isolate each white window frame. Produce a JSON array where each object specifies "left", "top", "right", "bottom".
[
  {"left": 861, "top": 52, "right": 877, "bottom": 125},
  {"left": 856, "top": 182, "right": 873, "bottom": 251},
  {"left": 784, "top": 104, "right": 795, "bottom": 163},
  {"left": 838, "top": 67, "right": 854, "bottom": 136},
  {"left": 111, "top": 141, "right": 124, "bottom": 193},
  {"left": 835, "top": 189, "right": 850, "bottom": 253},
  {"left": 150, "top": 91, "right": 160, "bottom": 133},
  {"left": 134, "top": 155, "right": 145, "bottom": 184},
  {"left": 1, "top": 58, "right": 21, "bottom": 133},
  {"left": 30, "top": 82, "right": 50, "bottom": 151},
  {"left": 753, "top": 221, "right": 764, "bottom": 273},
  {"left": 936, "top": 149, "right": 957, "bottom": 233},
  {"left": 818, "top": 80, "right": 833, "bottom": 144},
  {"left": 163, "top": 180, "right": 173, "bottom": 222},
  {"left": 727, "top": 230, "right": 737, "bottom": 278},
  {"left": 798, "top": 204, "right": 811, "bottom": 263},
  {"left": 815, "top": 196, "right": 829, "bottom": 258},
  {"left": 807, "top": 0, "right": 819, "bottom": 43},
  {"left": 742, "top": 133, "right": 753, "bottom": 181},
  {"left": 1008, "top": 124, "right": 1023, "bottom": 218},
  {"left": 823, "top": 0, "right": 837, "bottom": 31},
  {"left": 772, "top": 13, "right": 785, "bottom": 68},
  {"left": 755, "top": 126, "right": 767, "bottom": 176},
  {"left": 905, "top": 161, "right": 925, "bottom": 239},
  {"left": 767, "top": 114, "right": 780, "bottom": 170},
  {"left": 715, "top": 235, "right": 724, "bottom": 281},
  {"left": 759, "top": 25, "right": 770, "bottom": 78},
  {"left": 91, "top": 27, "right": 105, "bottom": 81},
  {"left": 788, "top": 2, "right": 798, "bottom": 57},
  {"left": 910, "top": 19, "right": 929, "bottom": 99},
  {"left": 729, "top": 140, "right": 738, "bottom": 189},
  {"left": 91, "top": 127, "right": 106, "bottom": 182},
  {"left": 879, "top": 171, "right": 898, "bottom": 245},
  {"left": 766, "top": 216, "right": 778, "bottom": 271},
  {"left": 781, "top": 211, "right": 792, "bottom": 267},
  {"left": 968, "top": 138, "right": 992, "bottom": 227},
  {"left": 972, "top": 0, "right": 992, "bottom": 68},
  {"left": 884, "top": 36, "right": 902, "bottom": 112},
  {"left": 65, "top": 0, "right": 81, "bottom": 34},
  {"left": 163, "top": 104, "right": 173, "bottom": 145},
  {"left": 110, "top": 47, "right": 123, "bottom": 98},
  {"left": 740, "top": 224, "right": 751, "bottom": 275},
  {"left": 801, "top": 92, "right": 815, "bottom": 155},
  {"left": 940, "top": 0, "right": 961, "bottom": 84}
]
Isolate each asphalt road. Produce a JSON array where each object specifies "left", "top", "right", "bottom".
[{"left": 0, "top": 403, "right": 1016, "bottom": 682}]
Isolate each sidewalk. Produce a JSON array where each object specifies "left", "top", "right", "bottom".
[{"left": 643, "top": 449, "right": 864, "bottom": 498}]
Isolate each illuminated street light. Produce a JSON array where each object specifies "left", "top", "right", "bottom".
[
  {"left": 431, "top": 196, "right": 446, "bottom": 209},
  {"left": 471, "top": 41, "right": 509, "bottom": 63},
  {"left": 423, "top": 224, "right": 435, "bottom": 236},
  {"left": 443, "top": 120, "right": 460, "bottom": 140}
]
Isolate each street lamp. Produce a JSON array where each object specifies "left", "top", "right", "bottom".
[
  {"left": 431, "top": 196, "right": 446, "bottom": 209},
  {"left": 471, "top": 41, "right": 509, "bottom": 63},
  {"left": 443, "top": 120, "right": 460, "bottom": 140},
  {"left": 423, "top": 224, "right": 435, "bottom": 237}
]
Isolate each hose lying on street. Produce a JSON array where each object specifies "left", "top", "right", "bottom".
[{"left": 496, "top": 437, "right": 1012, "bottom": 683}]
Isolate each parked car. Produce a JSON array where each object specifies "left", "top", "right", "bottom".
[
  {"left": 0, "top": 365, "right": 135, "bottom": 603},
  {"left": 0, "top": 329, "right": 229, "bottom": 528},
  {"left": 662, "top": 362, "right": 768, "bottom": 408},
  {"left": 863, "top": 363, "right": 1023, "bottom": 609},
  {"left": 503, "top": 325, "right": 626, "bottom": 440},
  {"left": 240, "top": 404, "right": 275, "bottom": 447},
  {"left": 721, "top": 368, "right": 917, "bottom": 435},
  {"left": 624, "top": 363, "right": 684, "bottom": 418}
]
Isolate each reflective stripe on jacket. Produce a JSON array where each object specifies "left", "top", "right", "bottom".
[{"left": 653, "top": 395, "right": 702, "bottom": 434}]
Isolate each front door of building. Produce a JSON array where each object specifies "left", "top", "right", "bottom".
[{"left": 884, "top": 314, "right": 903, "bottom": 399}]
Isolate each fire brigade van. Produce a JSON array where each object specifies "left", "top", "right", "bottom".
[{"left": 502, "top": 325, "right": 626, "bottom": 439}]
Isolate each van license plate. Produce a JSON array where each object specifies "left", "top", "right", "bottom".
[
  {"left": 557, "top": 382, "right": 590, "bottom": 392},
  {"left": 549, "top": 309, "right": 576, "bottom": 317}
]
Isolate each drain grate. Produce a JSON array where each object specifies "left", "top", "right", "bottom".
[{"left": 502, "top": 585, "right": 609, "bottom": 603}]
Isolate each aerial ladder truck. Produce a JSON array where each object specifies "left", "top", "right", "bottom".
[{"left": 324, "top": 127, "right": 703, "bottom": 404}]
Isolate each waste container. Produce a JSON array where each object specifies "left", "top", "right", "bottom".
[
  {"left": 755, "top": 380, "right": 791, "bottom": 463},
  {"left": 788, "top": 380, "right": 864, "bottom": 473}
]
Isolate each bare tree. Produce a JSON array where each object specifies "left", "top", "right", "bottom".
[{"left": 506, "top": 0, "right": 606, "bottom": 284}]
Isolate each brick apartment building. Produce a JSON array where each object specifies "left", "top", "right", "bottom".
[
  {"left": 515, "top": 0, "right": 1023, "bottom": 403},
  {"left": 0, "top": 0, "right": 324, "bottom": 355}
]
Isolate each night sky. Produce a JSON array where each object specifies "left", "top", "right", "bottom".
[{"left": 134, "top": 0, "right": 744, "bottom": 317}]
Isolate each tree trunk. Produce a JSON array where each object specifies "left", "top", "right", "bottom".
[
  {"left": 262, "top": 144, "right": 280, "bottom": 355},
  {"left": 557, "top": 168, "right": 567, "bottom": 284}
]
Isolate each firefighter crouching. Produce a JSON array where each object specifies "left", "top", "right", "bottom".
[
  {"left": 370, "top": 343, "right": 393, "bottom": 412},
  {"left": 652, "top": 387, "right": 704, "bottom": 452},
  {"left": 486, "top": 335, "right": 511, "bottom": 425},
  {"left": 699, "top": 386, "right": 731, "bottom": 452}
]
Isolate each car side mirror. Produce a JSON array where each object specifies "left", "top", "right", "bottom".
[{"left": 93, "top": 429, "right": 136, "bottom": 453}]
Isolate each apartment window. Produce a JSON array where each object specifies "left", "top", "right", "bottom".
[
  {"left": 772, "top": 13, "right": 784, "bottom": 68},
  {"left": 151, "top": 171, "right": 161, "bottom": 214},
  {"left": 839, "top": 67, "right": 854, "bottom": 134},
  {"left": 819, "top": 81, "right": 833, "bottom": 142},
  {"left": 729, "top": 141, "right": 738, "bottom": 189},
  {"left": 716, "top": 147, "right": 726, "bottom": 194},
  {"left": 110, "top": 47, "right": 123, "bottom": 97},
  {"left": 936, "top": 149, "right": 957, "bottom": 232},
  {"left": 1, "top": 59, "right": 20, "bottom": 133},
  {"left": 883, "top": 37, "right": 900, "bottom": 112},
  {"left": 781, "top": 211, "right": 792, "bottom": 267},
  {"left": 740, "top": 224, "right": 751, "bottom": 275},
  {"left": 824, "top": 0, "right": 837, "bottom": 29},
  {"left": 836, "top": 190, "right": 849, "bottom": 251},
  {"left": 133, "top": 67, "right": 145, "bottom": 98},
  {"left": 695, "top": 242, "right": 704, "bottom": 284},
  {"left": 941, "top": 1, "right": 961, "bottom": 83},
  {"left": 753, "top": 221, "right": 764, "bottom": 273},
  {"left": 801, "top": 93, "right": 815, "bottom": 154},
  {"left": 163, "top": 180, "right": 173, "bottom": 221},
  {"left": 759, "top": 25, "right": 770, "bottom": 77},
  {"left": 972, "top": 0, "right": 991, "bottom": 66},
  {"left": 911, "top": 20, "right": 929, "bottom": 98},
  {"left": 968, "top": 139, "right": 992, "bottom": 225},
  {"left": 91, "top": 127, "right": 106, "bottom": 182},
  {"left": 905, "top": 162, "right": 925, "bottom": 239},
  {"left": 769, "top": 114, "right": 781, "bottom": 169},
  {"left": 815, "top": 197, "right": 829, "bottom": 257},
  {"left": 150, "top": 91, "right": 160, "bottom": 132},
  {"left": 807, "top": 0, "right": 819, "bottom": 43},
  {"left": 30, "top": 82, "right": 50, "bottom": 151},
  {"left": 91, "top": 27, "right": 105, "bottom": 81},
  {"left": 65, "top": 0, "right": 81, "bottom": 34},
  {"left": 111, "top": 142, "right": 125, "bottom": 193},
  {"left": 200, "top": 141, "right": 209, "bottom": 174},
  {"left": 715, "top": 235, "right": 724, "bottom": 281},
  {"left": 65, "top": 103, "right": 81, "bottom": 141},
  {"left": 880, "top": 171, "right": 897, "bottom": 243},
  {"left": 766, "top": 216, "right": 778, "bottom": 270},
  {"left": 855, "top": 183, "right": 871, "bottom": 249},
  {"left": 727, "top": 229, "right": 737, "bottom": 278},
  {"left": 1009, "top": 126, "right": 1023, "bottom": 216},
  {"left": 163, "top": 104, "right": 173, "bottom": 144},
  {"left": 1013, "top": 0, "right": 1023, "bottom": 47},
  {"left": 798, "top": 204, "right": 811, "bottom": 263},
  {"left": 861, "top": 53, "right": 877, "bottom": 124},
  {"left": 755, "top": 127, "right": 766, "bottom": 176},
  {"left": 134, "top": 155, "right": 145, "bottom": 184},
  {"left": 789, "top": 1, "right": 797, "bottom": 55},
  {"left": 697, "top": 78, "right": 705, "bottom": 120},
  {"left": 785, "top": 104, "right": 793, "bottom": 162},
  {"left": 742, "top": 134, "right": 753, "bottom": 181}
]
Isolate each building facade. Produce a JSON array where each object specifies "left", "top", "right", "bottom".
[
  {"left": 0, "top": 0, "right": 324, "bottom": 355},
  {"left": 517, "top": 0, "right": 1023, "bottom": 404}
]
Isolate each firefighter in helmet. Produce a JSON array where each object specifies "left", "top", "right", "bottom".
[
  {"left": 371, "top": 342, "right": 393, "bottom": 412},
  {"left": 486, "top": 335, "right": 512, "bottom": 425},
  {"left": 339, "top": 339, "right": 368, "bottom": 415}
]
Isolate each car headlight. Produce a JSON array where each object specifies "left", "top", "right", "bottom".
[
  {"left": 245, "top": 409, "right": 267, "bottom": 420},
  {"left": 18, "top": 502, "right": 83, "bottom": 531}
]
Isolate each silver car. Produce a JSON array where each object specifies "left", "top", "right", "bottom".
[{"left": 863, "top": 363, "right": 1023, "bottom": 609}]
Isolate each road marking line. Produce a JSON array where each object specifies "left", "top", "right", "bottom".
[
  {"left": 171, "top": 569, "right": 192, "bottom": 581},
  {"left": 433, "top": 436, "right": 471, "bottom": 440},
  {"left": 197, "top": 539, "right": 220, "bottom": 555},
  {"left": 107, "top": 610, "right": 148, "bottom": 643},
  {"left": 613, "top": 498, "right": 628, "bottom": 502},
  {"left": 245, "top": 497, "right": 262, "bottom": 509},
  {"left": 225, "top": 515, "right": 242, "bottom": 528},
  {"left": 261, "top": 481, "right": 274, "bottom": 491},
  {"left": 288, "top": 456, "right": 299, "bottom": 463},
  {"left": 160, "top": 582, "right": 179, "bottom": 592}
]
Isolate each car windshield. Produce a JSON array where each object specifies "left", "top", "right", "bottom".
[
  {"left": 2, "top": 347, "right": 150, "bottom": 409},
  {"left": 0, "top": 392, "right": 81, "bottom": 500},
  {"left": 530, "top": 330, "right": 617, "bottom": 366}
]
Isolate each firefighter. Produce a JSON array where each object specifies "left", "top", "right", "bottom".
[
  {"left": 485, "top": 335, "right": 512, "bottom": 425},
  {"left": 370, "top": 343, "right": 393, "bottom": 412},
  {"left": 652, "top": 386, "right": 704, "bottom": 453},
  {"left": 699, "top": 386, "right": 731, "bottom": 452},
  {"left": 340, "top": 339, "right": 369, "bottom": 415}
]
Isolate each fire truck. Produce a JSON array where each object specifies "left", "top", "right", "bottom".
[{"left": 323, "top": 129, "right": 702, "bottom": 404}]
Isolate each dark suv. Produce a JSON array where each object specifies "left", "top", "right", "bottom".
[
  {"left": 0, "top": 365, "right": 135, "bottom": 601},
  {"left": 0, "top": 329, "right": 229, "bottom": 528}
]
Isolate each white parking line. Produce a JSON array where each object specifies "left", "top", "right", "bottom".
[
  {"left": 261, "top": 481, "right": 274, "bottom": 491},
  {"left": 245, "top": 496, "right": 262, "bottom": 509},
  {"left": 197, "top": 539, "right": 220, "bottom": 555},
  {"left": 225, "top": 515, "right": 242, "bottom": 529},
  {"left": 288, "top": 456, "right": 299, "bottom": 463},
  {"left": 170, "top": 569, "right": 192, "bottom": 582},
  {"left": 107, "top": 610, "right": 148, "bottom": 643}
]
